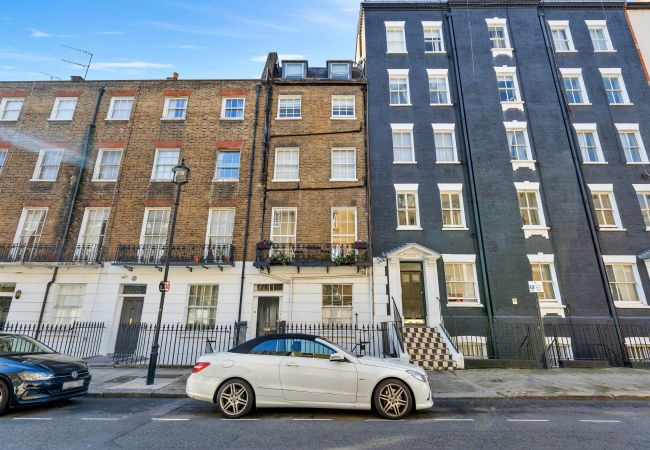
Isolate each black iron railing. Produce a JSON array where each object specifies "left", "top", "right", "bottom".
[
  {"left": 0, "top": 243, "right": 59, "bottom": 263},
  {"left": 442, "top": 316, "right": 536, "bottom": 361},
  {"left": 0, "top": 322, "right": 105, "bottom": 359},
  {"left": 115, "top": 244, "right": 235, "bottom": 266},
  {"left": 60, "top": 244, "right": 105, "bottom": 263},
  {"left": 278, "top": 322, "right": 396, "bottom": 358},
  {"left": 113, "top": 323, "right": 238, "bottom": 366},
  {"left": 391, "top": 298, "right": 405, "bottom": 354},
  {"left": 254, "top": 242, "right": 371, "bottom": 267}
]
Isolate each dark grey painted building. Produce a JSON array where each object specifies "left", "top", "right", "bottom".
[{"left": 358, "top": 0, "right": 650, "bottom": 363}]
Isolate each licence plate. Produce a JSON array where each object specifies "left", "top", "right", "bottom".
[{"left": 62, "top": 380, "right": 84, "bottom": 390}]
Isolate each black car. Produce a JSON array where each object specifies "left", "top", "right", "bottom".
[{"left": 0, "top": 333, "right": 91, "bottom": 414}]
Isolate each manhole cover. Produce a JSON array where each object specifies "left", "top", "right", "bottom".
[{"left": 106, "top": 376, "right": 137, "bottom": 384}]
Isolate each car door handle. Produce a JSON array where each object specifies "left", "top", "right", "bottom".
[{"left": 285, "top": 363, "right": 299, "bottom": 367}]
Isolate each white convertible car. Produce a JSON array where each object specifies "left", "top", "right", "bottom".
[{"left": 186, "top": 333, "right": 433, "bottom": 420}]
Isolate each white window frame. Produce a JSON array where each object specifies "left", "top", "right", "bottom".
[
  {"left": 394, "top": 184, "right": 421, "bottom": 230},
  {"left": 331, "top": 207, "right": 358, "bottom": 244},
  {"left": 13, "top": 207, "right": 48, "bottom": 246},
  {"left": 53, "top": 284, "right": 85, "bottom": 325},
  {"left": 548, "top": 20, "right": 576, "bottom": 53},
  {"left": 546, "top": 336, "right": 574, "bottom": 366},
  {"left": 599, "top": 68, "right": 632, "bottom": 106},
  {"left": 106, "top": 96, "right": 134, "bottom": 121},
  {"left": 273, "top": 147, "right": 300, "bottom": 182},
  {"left": 442, "top": 254, "right": 481, "bottom": 306},
  {"left": 485, "top": 18, "right": 513, "bottom": 57},
  {"left": 205, "top": 208, "right": 235, "bottom": 246},
  {"left": 31, "top": 148, "right": 64, "bottom": 182},
  {"left": 185, "top": 284, "right": 220, "bottom": 328},
  {"left": 503, "top": 121, "right": 535, "bottom": 170},
  {"left": 432, "top": 123, "right": 458, "bottom": 164},
  {"left": 527, "top": 253, "right": 563, "bottom": 306},
  {"left": 603, "top": 255, "right": 648, "bottom": 308},
  {"left": 426, "top": 68, "right": 452, "bottom": 106},
  {"left": 322, "top": 284, "right": 353, "bottom": 324},
  {"left": 49, "top": 97, "right": 78, "bottom": 121},
  {"left": 615, "top": 123, "right": 649, "bottom": 164},
  {"left": 270, "top": 207, "right": 298, "bottom": 244},
  {"left": 438, "top": 183, "right": 467, "bottom": 230},
  {"left": 220, "top": 97, "right": 246, "bottom": 120},
  {"left": 391, "top": 123, "right": 415, "bottom": 164},
  {"left": 330, "top": 147, "right": 357, "bottom": 181},
  {"left": 150, "top": 148, "right": 180, "bottom": 182},
  {"left": 422, "top": 21, "right": 445, "bottom": 53},
  {"left": 0, "top": 149, "right": 7, "bottom": 174},
  {"left": 75, "top": 207, "right": 110, "bottom": 261},
  {"left": 92, "top": 148, "right": 123, "bottom": 182},
  {"left": 388, "top": 69, "right": 411, "bottom": 106},
  {"left": 633, "top": 184, "right": 650, "bottom": 231},
  {"left": 277, "top": 95, "right": 302, "bottom": 120},
  {"left": 573, "top": 123, "right": 606, "bottom": 164},
  {"left": 139, "top": 207, "right": 171, "bottom": 247},
  {"left": 559, "top": 68, "right": 591, "bottom": 105},
  {"left": 514, "top": 182, "right": 550, "bottom": 239},
  {"left": 161, "top": 97, "right": 188, "bottom": 120},
  {"left": 588, "top": 184, "right": 625, "bottom": 231},
  {"left": 214, "top": 149, "right": 241, "bottom": 181},
  {"left": 586, "top": 20, "right": 615, "bottom": 53},
  {"left": 385, "top": 21, "right": 407, "bottom": 54},
  {"left": 494, "top": 66, "right": 524, "bottom": 111},
  {"left": 283, "top": 62, "right": 307, "bottom": 78},
  {"left": 331, "top": 95, "right": 356, "bottom": 119},
  {"left": 0, "top": 97, "right": 24, "bottom": 121},
  {"left": 328, "top": 62, "right": 351, "bottom": 79}
]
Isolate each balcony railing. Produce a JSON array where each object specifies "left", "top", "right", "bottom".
[
  {"left": 115, "top": 243, "right": 235, "bottom": 266},
  {"left": 0, "top": 243, "right": 58, "bottom": 263},
  {"left": 254, "top": 242, "right": 371, "bottom": 268},
  {"left": 60, "top": 244, "right": 105, "bottom": 263}
]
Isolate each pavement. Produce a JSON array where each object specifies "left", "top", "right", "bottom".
[
  {"left": 85, "top": 364, "right": 650, "bottom": 400},
  {"left": 3, "top": 398, "right": 650, "bottom": 449}
]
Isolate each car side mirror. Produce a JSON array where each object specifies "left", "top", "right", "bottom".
[{"left": 330, "top": 353, "right": 346, "bottom": 362}]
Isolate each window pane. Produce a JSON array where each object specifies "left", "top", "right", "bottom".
[
  {"left": 216, "top": 151, "right": 241, "bottom": 180},
  {"left": 331, "top": 149, "right": 356, "bottom": 179},
  {"left": 153, "top": 149, "right": 179, "bottom": 180},
  {"left": 186, "top": 285, "right": 219, "bottom": 327}
]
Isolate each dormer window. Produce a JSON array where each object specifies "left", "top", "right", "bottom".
[
  {"left": 329, "top": 62, "right": 351, "bottom": 79},
  {"left": 283, "top": 62, "right": 306, "bottom": 78}
]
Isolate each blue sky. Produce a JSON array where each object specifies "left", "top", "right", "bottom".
[{"left": 0, "top": 0, "right": 361, "bottom": 81}]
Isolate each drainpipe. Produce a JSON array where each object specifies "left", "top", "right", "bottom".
[
  {"left": 36, "top": 85, "right": 104, "bottom": 333},
  {"left": 259, "top": 69, "right": 274, "bottom": 242},
  {"left": 446, "top": 12, "right": 498, "bottom": 357},
  {"left": 537, "top": 10, "right": 627, "bottom": 363},
  {"left": 236, "top": 83, "right": 262, "bottom": 342},
  {"left": 58, "top": 85, "right": 105, "bottom": 261},
  {"left": 35, "top": 267, "right": 58, "bottom": 339}
]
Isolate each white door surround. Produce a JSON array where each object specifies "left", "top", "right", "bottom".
[{"left": 385, "top": 243, "right": 442, "bottom": 327}]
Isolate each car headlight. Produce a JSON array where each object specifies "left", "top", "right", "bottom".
[
  {"left": 406, "top": 370, "right": 428, "bottom": 383},
  {"left": 18, "top": 371, "right": 54, "bottom": 381}
]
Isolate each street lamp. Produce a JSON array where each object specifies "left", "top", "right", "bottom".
[{"left": 146, "top": 159, "right": 190, "bottom": 385}]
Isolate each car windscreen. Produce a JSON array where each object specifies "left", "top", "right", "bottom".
[{"left": 0, "top": 335, "right": 55, "bottom": 356}]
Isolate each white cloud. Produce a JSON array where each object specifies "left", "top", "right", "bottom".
[
  {"left": 92, "top": 61, "right": 172, "bottom": 70},
  {"left": 30, "top": 29, "right": 52, "bottom": 38},
  {"left": 250, "top": 53, "right": 306, "bottom": 63},
  {"left": 96, "top": 31, "right": 124, "bottom": 36},
  {"left": 168, "top": 44, "right": 207, "bottom": 50}
]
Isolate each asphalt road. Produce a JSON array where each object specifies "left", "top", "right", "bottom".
[{"left": 2, "top": 397, "right": 649, "bottom": 449}]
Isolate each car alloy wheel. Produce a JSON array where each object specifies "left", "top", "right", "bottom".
[
  {"left": 0, "top": 380, "right": 9, "bottom": 415},
  {"left": 216, "top": 379, "right": 253, "bottom": 419},
  {"left": 374, "top": 379, "right": 412, "bottom": 420}
]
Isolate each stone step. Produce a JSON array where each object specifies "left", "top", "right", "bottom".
[{"left": 400, "top": 325, "right": 455, "bottom": 372}]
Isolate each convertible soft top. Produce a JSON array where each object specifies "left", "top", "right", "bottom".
[{"left": 229, "top": 333, "right": 318, "bottom": 354}]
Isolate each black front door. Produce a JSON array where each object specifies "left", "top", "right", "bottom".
[
  {"left": 114, "top": 297, "right": 144, "bottom": 357},
  {"left": 256, "top": 297, "right": 279, "bottom": 337},
  {"left": 400, "top": 262, "right": 426, "bottom": 324}
]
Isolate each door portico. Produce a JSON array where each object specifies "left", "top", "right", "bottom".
[{"left": 386, "top": 243, "right": 442, "bottom": 327}]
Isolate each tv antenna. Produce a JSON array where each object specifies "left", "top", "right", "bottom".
[
  {"left": 39, "top": 72, "right": 62, "bottom": 81},
  {"left": 61, "top": 44, "right": 93, "bottom": 79}
]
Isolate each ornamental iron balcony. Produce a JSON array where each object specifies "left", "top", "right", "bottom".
[
  {"left": 61, "top": 244, "right": 105, "bottom": 264},
  {"left": 0, "top": 243, "right": 59, "bottom": 263},
  {"left": 254, "top": 242, "right": 371, "bottom": 268},
  {"left": 115, "top": 243, "right": 235, "bottom": 267}
]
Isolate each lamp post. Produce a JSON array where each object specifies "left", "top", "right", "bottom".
[{"left": 146, "top": 159, "right": 190, "bottom": 385}]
